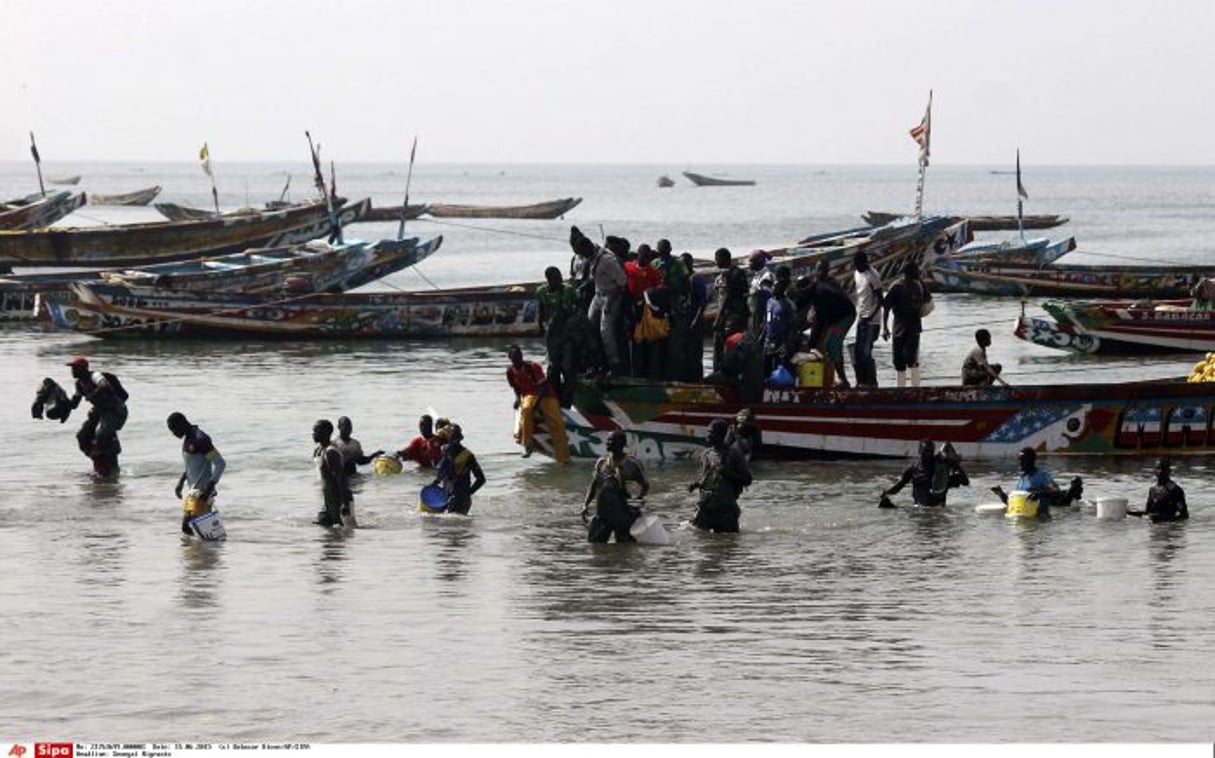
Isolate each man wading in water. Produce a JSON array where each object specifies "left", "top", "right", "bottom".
[
  {"left": 582, "top": 430, "right": 650, "bottom": 543},
  {"left": 689, "top": 418, "right": 752, "bottom": 533}
]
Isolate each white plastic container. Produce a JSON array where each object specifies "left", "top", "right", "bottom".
[
  {"left": 190, "top": 510, "right": 227, "bottom": 541},
  {"left": 630, "top": 513, "right": 670, "bottom": 545},
  {"left": 1096, "top": 497, "right": 1128, "bottom": 520}
]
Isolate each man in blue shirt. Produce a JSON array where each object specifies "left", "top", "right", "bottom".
[
  {"left": 992, "top": 446, "right": 1083, "bottom": 516},
  {"left": 168, "top": 411, "right": 227, "bottom": 536}
]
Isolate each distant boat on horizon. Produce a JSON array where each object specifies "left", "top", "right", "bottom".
[
  {"left": 682, "top": 170, "right": 756, "bottom": 187},
  {"left": 656, "top": 175, "right": 675, "bottom": 188}
]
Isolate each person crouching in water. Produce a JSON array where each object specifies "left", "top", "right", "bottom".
[
  {"left": 881, "top": 440, "right": 969, "bottom": 508},
  {"left": 431, "top": 424, "right": 486, "bottom": 515},
  {"left": 688, "top": 418, "right": 753, "bottom": 533},
  {"left": 582, "top": 430, "right": 650, "bottom": 543},
  {"left": 312, "top": 419, "right": 354, "bottom": 528},
  {"left": 167, "top": 412, "right": 227, "bottom": 536}
]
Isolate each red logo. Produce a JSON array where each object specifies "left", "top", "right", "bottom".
[
  {"left": 8, "top": 747, "right": 28, "bottom": 758},
  {"left": 35, "top": 746, "right": 72, "bottom": 758}
]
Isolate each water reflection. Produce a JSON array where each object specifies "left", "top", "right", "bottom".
[
  {"left": 422, "top": 517, "right": 479, "bottom": 585},
  {"left": 177, "top": 539, "right": 224, "bottom": 609},
  {"left": 315, "top": 528, "right": 352, "bottom": 590},
  {"left": 1146, "top": 524, "right": 1187, "bottom": 652}
]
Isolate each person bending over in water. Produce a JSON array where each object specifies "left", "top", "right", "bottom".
[
  {"left": 66, "top": 356, "right": 129, "bottom": 477},
  {"left": 582, "top": 430, "right": 650, "bottom": 543},
  {"left": 168, "top": 411, "right": 227, "bottom": 536},
  {"left": 313, "top": 419, "right": 354, "bottom": 527},
  {"left": 431, "top": 424, "right": 486, "bottom": 515},
  {"left": 881, "top": 440, "right": 969, "bottom": 508},
  {"left": 689, "top": 418, "right": 752, "bottom": 533}
]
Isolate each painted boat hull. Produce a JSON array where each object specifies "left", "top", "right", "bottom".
[
  {"left": 0, "top": 191, "right": 87, "bottom": 231},
  {"left": 1041, "top": 299, "right": 1215, "bottom": 353},
  {"left": 1013, "top": 314, "right": 1103, "bottom": 354},
  {"left": 532, "top": 376, "right": 1215, "bottom": 462},
  {"left": 926, "top": 260, "right": 1213, "bottom": 298},
  {"left": 0, "top": 198, "right": 370, "bottom": 267},
  {"left": 862, "top": 211, "right": 1069, "bottom": 231}
]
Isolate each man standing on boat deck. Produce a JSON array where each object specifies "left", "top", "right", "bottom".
[
  {"left": 746, "top": 250, "right": 775, "bottom": 338},
  {"left": 536, "top": 265, "right": 582, "bottom": 406},
  {"left": 432, "top": 424, "right": 486, "bottom": 515},
  {"left": 653, "top": 240, "right": 692, "bottom": 381},
  {"left": 992, "top": 446, "right": 1083, "bottom": 517},
  {"left": 680, "top": 252, "right": 708, "bottom": 381},
  {"left": 852, "top": 250, "right": 884, "bottom": 387},
  {"left": 882, "top": 260, "right": 932, "bottom": 387},
  {"left": 168, "top": 411, "right": 227, "bottom": 536},
  {"left": 333, "top": 416, "right": 383, "bottom": 476},
  {"left": 582, "top": 430, "right": 650, "bottom": 543},
  {"left": 961, "top": 329, "right": 1004, "bottom": 386},
  {"left": 1137, "top": 458, "right": 1188, "bottom": 523},
  {"left": 313, "top": 419, "right": 354, "bottom": 527},
  {"left": 689, "top": 418, "right": 753, "bottom": 533},
  {"left": 881, "top": 440, "right": 969, "bottom": 508},
  {"left": 712, "top": 248, "right": 751, "bottom": 373},
  {"left": 506, "top": 344, "right": 570, "bottom": 463},
  {"left": 572, "top": 225, "right": 628, "bottom": 376},
  {"left": 66, "top": 356, "right": 129, "bottom": 477}
]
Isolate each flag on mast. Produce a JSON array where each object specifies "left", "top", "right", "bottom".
[
  {"left": 909, "top": 91, "right": 932, "bottom": 166},
  {"left": 29, "top": 133, "right": 41, "bottom": 164},
  {"left": 200, "top": 142, "right": 213, "bottom": 177},
  {"left": 1016, "top": 149, "right": 1029, "bottom": 200}
]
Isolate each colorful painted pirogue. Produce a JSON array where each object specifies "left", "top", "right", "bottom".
[
  {"left": 529, "top": 375, "right": 1215, "bottom": 462},
  {"left": 1014, "top": 295, "right": 1215, "bottom": 355},
  {"left": 0, "top": 198, "right": 370, "bottom": 268},
  {"left": 0, "top": 190, "right": 87, "bottom": 231},
  {"left": 927, "top": 259, "right": 1213, "bottom": 298},
  {"left": 10, "top": 234, "right": 441, "bottom": 322},
  {"left": 862, "top": 211, "right": 1068, "bottom": 231}
]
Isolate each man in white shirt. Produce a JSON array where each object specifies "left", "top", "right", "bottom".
[{"left": 852, "top": 251, "right": 883, "bottom": 387}]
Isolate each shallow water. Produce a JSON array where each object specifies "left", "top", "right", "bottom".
[{"left": 2, "top": 163, "right": 1214, "bottom": 742}]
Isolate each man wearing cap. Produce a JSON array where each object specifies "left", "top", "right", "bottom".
[
  {"left": 168, "top": 411, "right": 227, "bottom": 536},
  {"left": 582, "top": 430, "right": 650, "bottom": 543},
  {"left": 66, "top": 356, "right": 129, "bottom": 477},
  {"left": 688, "top": 418, "right": 753, "bottom": 533}
]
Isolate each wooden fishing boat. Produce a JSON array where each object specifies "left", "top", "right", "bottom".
[
  {"left": 425, "top": 197, "right": 582, "bottom": 219},
  {"left": 1032, "top": 297, "right": 1215, "bottom": 354},
  {"left": 8, "top": 233, "right": 441, "bottom": 322},
  {"left": 656, "top": 176, "right": 675, "bottom": 188},
  {"left": 528, "top": 374, "right": 1215, "bottom": 462},
  {"left": 154, "top": 201, "right": 295, "bottom": 222},
  {"left": 1013, "top": 313, "right": 1102, "bottom": 354},
  {"left": 49, "top": 175, "right": 82, "bottom": 186},
  {"left": 682, "top": 171, "right": 756, "bottom": 187},
  {"left": 361, "top": 202, "right": 430, "bottom": 223},
  {"left": 42, "top": 278, "right": 541, "bottom": 339},
  {"left": 934, "top": 234, "right": 1076, "bottom": 270},
  {"left": 926, "top": 259, "right": 1213, "bottom": 298},
  {"left": 0, "top": 190, "right": 87, "bottom": 231},
  {"left": 0, "top": 198, "right": 370, "bottom": 268},
  {"left": 89, "top": 185, "right": 163, "bottom": 206},
  {"left": 862, "top": 211, "right": 1069, "bottom": 231}
]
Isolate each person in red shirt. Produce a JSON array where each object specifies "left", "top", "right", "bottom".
[
  {"left": 395, "top": 414, "right": 445, "bottom": 468},
  {"left": 506, "top": 345, "right": 570, "bottom": 463}
]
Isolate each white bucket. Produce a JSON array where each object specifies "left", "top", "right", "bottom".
[
  {"left": 630, "top": 513, "right": 670, "bottom": 545},
  {"left": 1096, "top": 497, "right": 1128, "bottom": 520},
  {"left": 190, "top": 510, "right": 227, "bottom": 541}
]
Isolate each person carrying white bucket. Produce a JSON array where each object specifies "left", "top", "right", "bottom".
[
  {"left": 1129, "top": 458, "right": 1189, "bottom": 523},
  {"left": 991, "top": 446, "right": 1083, "bottom": 519},
  {"left": 583, "top": 430, "right": 651, "bottom": 543},
  {"left": 167, "top": 411, "right": 227, "bottom": 539}
]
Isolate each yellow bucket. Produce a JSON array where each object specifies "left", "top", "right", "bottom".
[
  {"left": 797, "top": 361, "right": 824, "bottom": 387},
  {"left": 183, "top": 489, "right": 213, "bottom": 517},
  {"left": 373, "top": 455, "right": 403, "bottom": 476},
  {"left": 1005, "top": 490, "right": 1039, "bottom": 519}
]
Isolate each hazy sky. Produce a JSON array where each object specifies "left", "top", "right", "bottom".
[{"left": 3, "top": 0, "right": 1212, "bottom": 165}]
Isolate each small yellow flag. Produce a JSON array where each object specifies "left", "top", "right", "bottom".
[{"left": 200, "top": 142, "right": 212, "bottom": 177}]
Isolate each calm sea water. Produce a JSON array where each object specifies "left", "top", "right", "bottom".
[{"left": 2, "top": 162, "right": 1214, "bottom": 742}]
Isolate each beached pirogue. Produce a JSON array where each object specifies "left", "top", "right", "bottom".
[
  {"left": 0, "top": 198, "right": 369, "bottom": 268},
  {"left": 38, "top": 215, "right": 970, "bottom": 339},
  {"left": 1014, "top": 288, "right": 1215, "bottom": 355},
  {"left": 0, "top": 189, "right": 87, "bottom": 232},
  {"left": 20, "top": 234, "right": 442, "bottom": 323}
]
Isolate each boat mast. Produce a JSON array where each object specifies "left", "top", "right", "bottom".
[
  {"left": 911, "top": 90, "right": 932, "bottom": 220},
  {"left": 1015, "top": 147, "right": 1028, "bottom": 243}
]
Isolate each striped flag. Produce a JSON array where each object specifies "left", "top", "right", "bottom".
[
  {"left": 199, "top": 142, "right": 212, "bottom": 177},
  {"left": 909, "top": 91, "right": 932, "bottom": 166},
  {"left": 1016, "top": 149, "right": 1029, "bottom": 200},
  {"left": 29, "top": 132, "right": 41, "bottom": 163}
]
